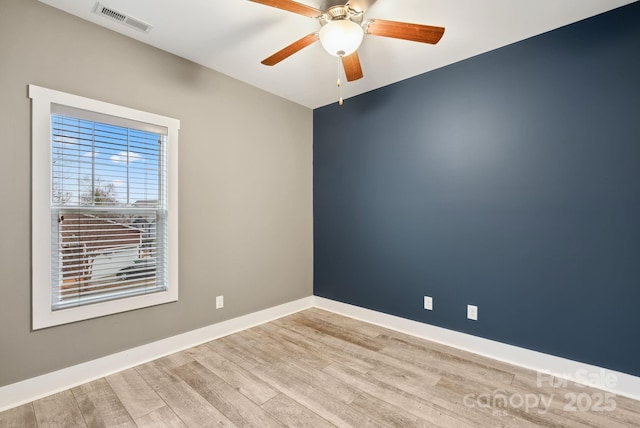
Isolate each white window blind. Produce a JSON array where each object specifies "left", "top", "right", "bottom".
[
  {"left": 30, "top": 84, "right": 179, "bottom": 329},
  {"left": 51, "top": 109, "right": 167, "bottom": 310}
]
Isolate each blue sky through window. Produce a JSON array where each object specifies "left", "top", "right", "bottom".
[{"left": 52, "top": 115, "right": 162, "bottom": 207}]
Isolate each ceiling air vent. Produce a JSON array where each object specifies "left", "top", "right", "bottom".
[{"left": 93, "top": 2, "right": 153, "bottom": 33}]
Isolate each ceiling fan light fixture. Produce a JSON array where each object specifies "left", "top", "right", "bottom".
[{"left": 319, "top": 19, "right": 364, "bottom": 57}]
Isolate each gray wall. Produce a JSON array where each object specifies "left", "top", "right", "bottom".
[
  {"left": 314, "top": 2, "right": 640, "bottom": 377},
  {"left": 0, "top": 0, "right": 313, "bottom": 387}
]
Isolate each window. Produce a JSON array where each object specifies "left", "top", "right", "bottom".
[{"left": 30, "top": 85, "right": 179, "bottom": 329}]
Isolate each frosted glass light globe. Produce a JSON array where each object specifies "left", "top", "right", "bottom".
[{"left": 319, "top": 20, "right": 364, "bottom": 57}]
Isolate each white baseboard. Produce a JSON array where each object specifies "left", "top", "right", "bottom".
[
  {"left": 0, "top": 296, "right": 314, "bottom": 412},
  {"left": 2, "top": 295, "right": 638, "bottom": 412},
  {"left": 313, "top": 296, "right": 640, "bottom": 402}
]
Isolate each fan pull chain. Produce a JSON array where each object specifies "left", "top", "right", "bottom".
[{"left": 337, "top": 56, "right": 343, "bottom": 106}]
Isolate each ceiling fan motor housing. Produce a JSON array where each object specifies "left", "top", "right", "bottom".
[
  {"left": 326, "top": 5, "right": 349, "bottom": 19},
  {"left": 321, "top": 4, "right": 364, "bottom": 25}
]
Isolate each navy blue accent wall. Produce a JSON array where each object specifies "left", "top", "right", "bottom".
[{"left": 313, "top": 2, "right": 640, "bottom": 377}]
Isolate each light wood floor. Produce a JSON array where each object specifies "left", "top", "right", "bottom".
[{"left": 2, "top": 308, "right": 639, "bottom": 427}]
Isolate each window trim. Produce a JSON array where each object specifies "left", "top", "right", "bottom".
[{"left": 30, "top": 85, "right": 179, "bottom": 330}]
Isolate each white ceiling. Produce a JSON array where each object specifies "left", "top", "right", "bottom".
[{"left": 39, "top": 0, "right": 635, "bottom": 109}]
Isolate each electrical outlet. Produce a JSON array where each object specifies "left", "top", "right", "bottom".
[
  {"left": 467, "top": 304, "right": 478, "bottom": 320},
  {"left": 423, "top": 296, "right": 433, "bottom": 311},
  {"left": 216, "top": 295, "right": 224, "bottom": 309}
]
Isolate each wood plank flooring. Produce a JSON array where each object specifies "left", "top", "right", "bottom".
[{"left": 2, "top": 308, "right": 639, "bottom": 427}]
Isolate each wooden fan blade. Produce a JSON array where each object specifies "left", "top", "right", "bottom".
[
  {"left": 347, "top": 0, "right": 378, "bottom": 13},
  {"left": 249, "top": 0, "right": 322, "bottom": 18},
  {"left": 366, "top": 19, "right": 445, "bottom": 44},
  {"left": 342, "top": 51, "right": 364, "bottom": 82},
  {"left": 261, "top": 33, "right": 319, "bottom": 66}
]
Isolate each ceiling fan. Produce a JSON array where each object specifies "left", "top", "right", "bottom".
[{"left": 249, "top": 0, "right": 445, "bottom": 84}]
